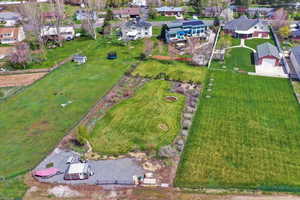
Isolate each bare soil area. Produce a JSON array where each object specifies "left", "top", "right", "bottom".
[{"left": 0, "top": 72, "right": 47, "bottom": 87}]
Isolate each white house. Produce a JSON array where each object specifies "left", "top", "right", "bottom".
[
  {"left": 41, "top": 26, "right": 75, "bottom": 40},
  {"left": 224, "top": 16, "right": 270, "bottom": 39},
  {"left": 0, "top": 26, "right": 25, "bottom": 44},
  {"left": 121, "top": 18, "right": 152, "bottom": 40},
  {"left": 131, "top": 0, "right": 146, "bottom": 7},
  {"left": 0, "top": 12, "right": 21, "bottom": 27},
  {"left": 291, "top": 46, "right": 300, "bottom": 80}
]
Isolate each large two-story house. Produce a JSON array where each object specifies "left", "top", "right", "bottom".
[
  {"left": 155, "top": 6, "right": 184, "bottom": 17},
  {"left": 163, "top": 20, "right": 208, "bottom": 43},
  {"left": 121, "top": 18, "right": 152, "bottom": 40},
  {"left": 0, "top": 26, "right": 25, "bottom": 44},
  {"left": 0, "top": 12, "right": 21, "bottom": 27},
  {"left": 224, "top": 16, "right": 270, "bottom": 39},
  {"left": 41, "top": 26, "right": 75, "bottom": 41}
]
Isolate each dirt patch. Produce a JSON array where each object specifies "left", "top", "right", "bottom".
[
  {"left": 0, "top": 72, "right": 47, "bottom": 87},
  {"left": 26, "top": 121, "right": 50, "bottom": 136},
  {"left": 151, "top": 55, "right": 192, "bottom": 62}
]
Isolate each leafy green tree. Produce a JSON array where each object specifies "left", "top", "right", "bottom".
[
  {"left": 76, "top": 125, "right": 90, "bottom": 145},
  {"left": 189, "top": 0, "right": 208, "bottom": 15}
]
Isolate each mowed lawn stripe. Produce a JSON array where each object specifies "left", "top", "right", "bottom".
[
  {"left": 175, "top": 71, "right": 300, "bottom": 190},
  {"left": 0, "top": 38, "right": 143, "bottom": 176},
  {"left": 90, "top": 80, "right": 186, "bottom": 155}
]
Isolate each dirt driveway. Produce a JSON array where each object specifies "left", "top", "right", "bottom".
[{"left": 0, "top": 72, "right": 47, "bottom": 87}]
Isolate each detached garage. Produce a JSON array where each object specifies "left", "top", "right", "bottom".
[
  {"left": 255, "top": 42, "right": 284, "bottom": 76},
  {"left": 256, "top": 42, "right": 280, "bottom": 67}
]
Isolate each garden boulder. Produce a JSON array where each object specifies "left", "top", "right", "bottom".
[{"left": 158, "top": 145, "right": 177, "bottom": 158}]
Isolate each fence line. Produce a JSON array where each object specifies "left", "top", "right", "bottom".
[{"left": 208, "top": 26, "right": 222, "bottom": 69}]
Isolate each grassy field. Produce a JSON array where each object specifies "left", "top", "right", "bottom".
[
  {"left": 0, "top": 37, "right": 143, "bottom": 178},
  {"left": 175, "top": 71, "right": 300, "bottom": 191},
  {"left": 245, "top": 38, "right": 275, "bottom": 49},
  {"left": 90, "top": 80, "right": 185, "bottom": 155},
  {"left": 149, "top": 15, "right": 176, "bottom": 22},
  {"left": 0, "top": 176, "right": 27, "bottom": 199},
  {"left": 132, "top": 59, "right": 208, "bottom": 83},
  {"left": 29, "top": 38, "right": 93, "bottom": 69},
  {"left": 211, "top": 48, "right": 255, "bottom": 72}
]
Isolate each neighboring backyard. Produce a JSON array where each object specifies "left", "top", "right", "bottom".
[
  {"left": 175, "top": 71, "right": 300, "bottom": 191},
  {"left": 90, "top": 80, "right": 186, "bottom": 155},
  {"left": 211, "top": 48, "right": 255, "bottom": 72},
  {"left": 132, "top": 59, "right": 208, "bottom": 83},
  {"left": 0, "top": 37, "right": 143, "bottom": 178},
  {"left": 28, "top": 38, "right": 94, "bottom": 69}
]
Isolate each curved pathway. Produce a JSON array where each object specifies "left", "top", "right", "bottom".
[{"left": 225, "top": 39, "right": 256, "bottom": 53}]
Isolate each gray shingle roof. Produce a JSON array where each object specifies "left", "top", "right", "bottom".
[
  {"left": 224, "top": 16, "right": 266, "bottom": 31},
  {"left": 257, "top": 42, "right": 280, "bottom": 59},
  {"left": 292, "top": 46, "right": 300, "bottom": 65},
  {"left": 155, "top": 6, "right": 183, "bottom": 12},
  {"left": 125, "top": 19, "right": 151, "bottom": 28}
]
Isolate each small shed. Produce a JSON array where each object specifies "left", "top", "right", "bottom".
[
  {"left": 64, "top": 163, "right": 92, "bottom": 180},
  {"left": 73, "top": 54, "right": 87, "bottom": 64}
]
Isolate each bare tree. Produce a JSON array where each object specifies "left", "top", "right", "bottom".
[
  {"left": 80, "top": 0, "right": 105, "bottom": 39},
  {"left": 8, "top": 43, "right": 32, "bottom": 69},
  {"left": 186, "top": 37, "right": 200, "bottom": 56},
  {"left": 272, "top": 8, "right": 288, "bottom": 30},
  {"left": 143, "top": 38, "right": 154, "bottom": 57},
  {"left": 18, "top": 2, "right": 46, "bottom": 53},
  {"left": 53, "top": 0, "right": 65, "bottom": 46}
]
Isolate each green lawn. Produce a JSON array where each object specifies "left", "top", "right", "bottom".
[
  {"left": 0, "top": 37, "right": 143, "bottom": 178},
  {"left": 149, "top": 15, "right": 176, "bottom": 22},
  {"left": 132, "top": 59, "right": 208, "bottom": 83},
  {"left": 245, "top": 38, "right": 275, "bottom": 49},
  {"left": 0, "top": 176, "right": 28, "bottom": 199},
  {"left": 28, "top": 38, "right": 93, "bottom": 69},
  {"left": 90, "top": 80, "right": 186, "bottom": 155},
  {"left": 292, "top": 81, "right": 300, "bottom": 94},
  {"left": 211, "top": 48, "right": 255, "bottom": 72},
  {"left": 175, "top": 71, "right": 300, "bottom": 191}
]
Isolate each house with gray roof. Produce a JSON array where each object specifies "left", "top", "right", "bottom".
[
  {"left": 155, "top": 6, "right": 184, "bottom": 17},
  {"left": 255, "top": 42, "right": 280, "bottom": 66},
  {"left": 0, "top": 12, "right": 21, "bottom": 26},
  {"left": 291, "top": 46, "right": 300, "bottom": 80},
  {"left": 224, "top": 16, "right": 269, "bottom": 39},
  {"left": 163, "top": 20, "right": 208, "bottom": 43},
  {"left": 121, "top": 18, "right": 152, "bottom": 40},
  {"left": 254, "top": 42, "right": 285, "bottom": 76}
]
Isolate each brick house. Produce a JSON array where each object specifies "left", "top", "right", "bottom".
[
  {"left": 224, "top": 16, "right": 269, "bottom": 39},
  {"left": 0, "top": 26, "right": 25, "bottom": 44}
]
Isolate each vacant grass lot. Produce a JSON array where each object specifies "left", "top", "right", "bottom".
[
  {"left": 132, "top": 59, "right": 208, "bottom": 83},
  {"left": 0, "top": 37, "right": 143, "bottom": 178},
  {"left": 211, "top": 48, "right": 255, "bottom": 72},
  {"left": 175, "top": 71, "right": 300, "bottom": 191},
  {"left": 90, "top": 80, "right": 185, "bottom": 155},
  {"left": 29, "top": 38, "right": 93, "bottom": 69}
]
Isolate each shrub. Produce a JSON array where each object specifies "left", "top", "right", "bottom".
[{"left": 76, "top": 125, "right": 90, "bottom": 146}]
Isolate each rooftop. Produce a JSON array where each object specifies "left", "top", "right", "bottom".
[
  {"left": 292, "top": 46, "right": 300, "bottom": 64},
  {"left": 155, "top": 6, "right": 183, "bottom": 12},
  {"left": 67, "top": 163, "right": 89, "bottom": 174},
  {"left": 224, "top": 16, "right": 266, "bottom": 31},
  {"left": 257, "top": 42, "right": 280, "bottom": 59}
]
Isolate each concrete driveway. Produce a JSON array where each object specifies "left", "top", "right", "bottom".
[{"left": 34, "top": 148, "right": 144, "bottom": 185}]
